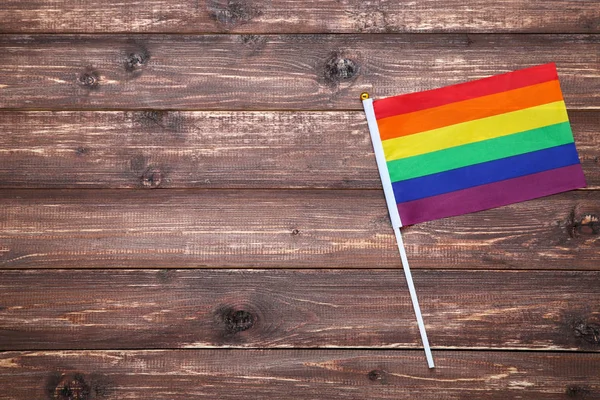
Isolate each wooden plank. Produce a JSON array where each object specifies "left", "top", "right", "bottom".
[
  {"left": 1, "top": 0, "right": 599, "bottom": 34},
  {"left": 0, "top": 35, "right": 598, "bottom": 110},
  {"left": 0, "top": 190, "right": 598, "bottom": 269},
  {"left": 0, "top": 110, "right": 597, "bottom": 189},
  {"left": 1, "top": 350, "right": 599, "bottom": 399},
  {"left": 1, "top": 269, "right": 599, "bottom": 351}
]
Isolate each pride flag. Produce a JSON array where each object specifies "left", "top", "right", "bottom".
[{"left": 364, "top": 63, "right": 586, "bottom": 226}]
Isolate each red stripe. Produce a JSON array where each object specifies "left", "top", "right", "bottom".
[
  {"left": 397, "top": 164, "right": 586, "bottom": 226},
  {"left": 374, "top": 63, "right": 558, "bottom": 120}
]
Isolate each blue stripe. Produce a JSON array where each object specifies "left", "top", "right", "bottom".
[{"left": 392, "top": 143, "right": 581, "bottom": 204}]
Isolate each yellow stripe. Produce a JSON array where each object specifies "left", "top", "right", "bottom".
[{"left": 382, "top": 101, "right": 569, "bottom": 162}]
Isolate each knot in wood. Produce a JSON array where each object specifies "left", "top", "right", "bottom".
[
  {"left": 566, "top": 385, "right": 592, "bottom": 397},
  {"left": 125, "top": 52, "right": 148, "bottom": 72},
  {"left": 208, "top": 0, "right": 261, "bottom": 26},
  {"left": 324, "top": 55, "right": 358, "bottom": 84},
  {"left": 77, "top": 70, "right": 99, "bottom": 89},
  {"left": 141, "top": 168, "right": 162, "bottom": 188},
  {"left": 223, "top": 309, "right": 255, "bottom": 333},
  {"left": 136, "top": 110, "right": 169, "bottom": 130},
  {"left": 368, "top": 369, "right": 386, "bottom": 383},
  {"left": 291, "top": 228, "right": 300, "bottom": 236},
  {"left": 574, "top": 214, "right": 599, "bottom": 235},
  {"left": 573, "top": 320, "right": 600, "bottom": 345},
  {"left": 240, "top": 34, "right": 266, "bottom": 47},
  {"left": 75, "top": 147, "right": 88, "bottom": 156},
  {"left": 54, "top": 374, "right": 91, "bottom": 400}
]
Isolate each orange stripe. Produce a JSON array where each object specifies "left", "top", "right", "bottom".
[{"left": 377, "top": 79, "right": 564, "bottom": 141}]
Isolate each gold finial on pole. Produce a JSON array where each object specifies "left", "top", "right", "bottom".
[{"left": 360, "top": 92, "right": 369, "bottom": 100}]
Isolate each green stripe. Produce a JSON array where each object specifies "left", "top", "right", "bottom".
[{"left": 387, "top": 121, "right": 575, "bottom": 183}]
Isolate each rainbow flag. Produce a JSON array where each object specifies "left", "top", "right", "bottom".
[{"left": 363, "top": 63, "right": 586, "bottom": 226}]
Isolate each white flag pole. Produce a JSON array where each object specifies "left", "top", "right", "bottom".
[{"left": 361, "top": 92, "right": 435, "bottom": 369}]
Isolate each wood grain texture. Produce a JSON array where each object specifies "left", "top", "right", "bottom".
[
  {"left": 0, "top": 190, "right": 598, "bottom": 269},
  {"left": 1, "top": 350, "right": 599, "bottom": 399},
  {"left": 1, "top": 0, "right": 600, "bottom": 34},
  {"left": 1, "top": 269, "right": 599, "bottom": 351},
  {"left": 0, "top": 0, "right": 598, "bottom": 397},
  {"left": 0, "top": 34, "right": 598, "bottom": 110},
  {"left": 0, "top": 110, "right": 597, "bottom": 189}
]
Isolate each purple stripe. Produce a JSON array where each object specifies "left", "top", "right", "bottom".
[{"left": 397, "top": 165, "right": 586, "bottom": 225}]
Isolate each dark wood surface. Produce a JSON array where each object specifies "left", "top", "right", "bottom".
[
  {"left": 0, "top": 110, "right": 598, "bottom": 189},
  {"left": 0, "top": 190, "right": 598, "bottom": 269},
  {"left": 1, "top": 351, "right": 599, "bottom": 399},
  {"left": 1, "top": 269, "right": 599, "bottom": 351},
  {"left": 0, "top": 1, "right": 599, "bottom": 399},
  {"left": 0, "top": 35, "right": 598, "bottom": 110},
  {"left": 1, "top": 0, "right": 599, "bottom": 33}
]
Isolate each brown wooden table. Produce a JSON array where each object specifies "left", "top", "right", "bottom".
[{"left": 0, "top": 1, "right": 599, "bottom": 398}]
